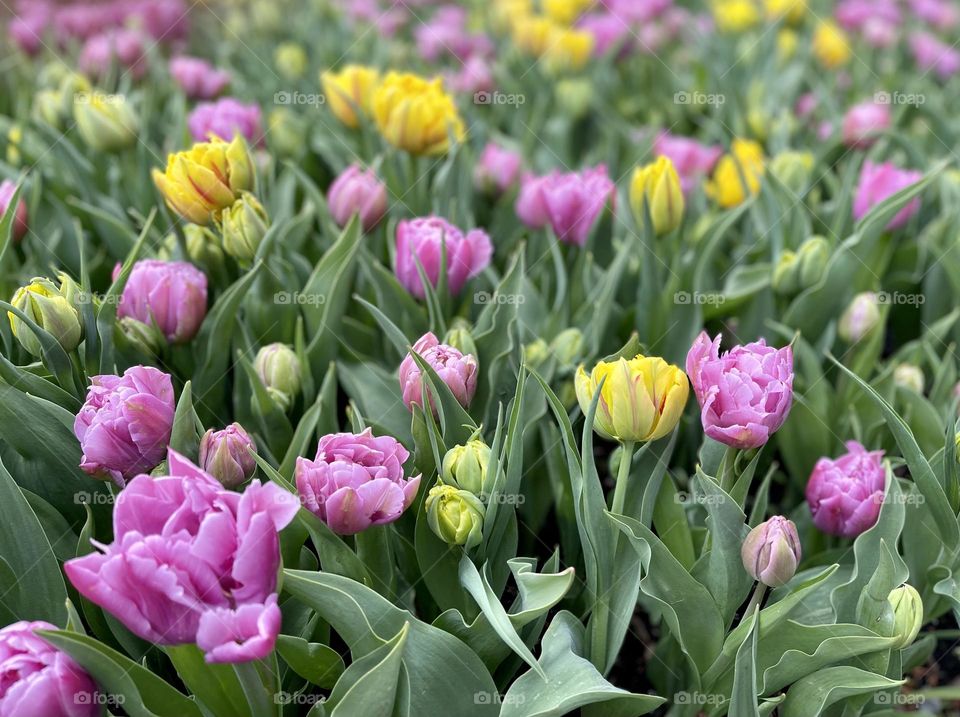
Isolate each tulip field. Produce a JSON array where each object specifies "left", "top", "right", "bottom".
[{"left": 3, "top": 0, "right": 960, "bottom": 714}]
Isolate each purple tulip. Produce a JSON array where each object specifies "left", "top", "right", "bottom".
[
  {"left": 327, "top": 164, "right": 388, "bottom": 231},
  {"left": 117, "top": 259, "right": 208, "bottom": 343},
  {"left": 74, "top": 365, "right": 175, "bottom": 486},
  {"left": 0, "top": 621, "right": 100, "bottom": 717},
  {"left": 515, "top": 166, "right": 615, "bottom": 247},
  {"left": 295, "top": 428, "right": 421, "bottom": 534},
  {"left": 741, "top": 516, "right": 801, "bottom": 587},
  {"left": 474, "top": 143, "right": 522, "bottom": 195},
  {"left": 841, "top": 101, "right": 891, "bottom": 149},
  {"left": 199, "top": 423, "right": 258, "bottom": 488},
  {"left": 653, "top": 132, "right": 723, "bottom": 195},
  {"left": 414, "top": 6, "right": 492, "bottom": 62},
  {"left": 578, "top": 13, "right": 635, "bottom": 57},
  {"left": 399, "top": 331, "right": 478, "bottom": 413},
  {"left": 79, "top": 28, "right": 148, "bottom": 79},
  {"left": 445, "top": 54, "right": 494, "bottom": 94},
  {"left": 394, "top": 216, "right": 493, "bottom": 299},
  {"left": 908, "top": 0, "right": 958, "bottom": 29},
  {"left": 169, "top": 55, "right": 231, "bottom": 99},
  {"left": 836, "top": 0, "right": 901, "bottom": 31},
  {"left": 806, "top": 441, "right": 885, "bottom": 538},
  {"left": 909, "top": 31, "right": 960, "bottom": 78},
  {"left": 187, "top": 97, "right": 263, "bottom": 144},
  {"left": 64, "top": 449, "right": 299, "bottom": 663},
  {"left": 853, "top": 161, "right": 923, "bottom": 230},
  {"left": 8, "top": 11, "right": 45, "bottom": 55},
  {"left": 0, "top": 180, "right": 28, "bottom": 242},
  {"left": 686, "top": 331, "right": 794, "bottom": 450}
]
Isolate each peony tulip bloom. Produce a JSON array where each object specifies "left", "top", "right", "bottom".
[
  {"left": 399, "top": 332, "right": 478, "bottom": 413},
  {"left": 187, "top": 97, "right": 263, "bottom": 145},
  {"left": 853, "top": 161, "right": 923, "bottom": 230},
  {"left": 79, "top": 28, "right": 148, "bottom": 79},
  {"left": 320, "top": 64, "right": 380, "bottom": 128},
  {"left": 327, "top": 164, "right": 387, "bottom": 231},
  {"left": 741, "top": 515, "right": 801, "bottom": 587},
  {"left": 394, "top": 216, "right": 492, "bottom": 299},
  {"left": 74, "top": 365, "right": 175, "bottom": 486},
  {"left": 296, "top": 428, "right": 420, "bottom": 534},
  {"left": 841, "top": 101, "right": 891, "bottom": 149},
  {"left": 372, "top": 72, "right": 465, "bottom": 155},
  {"left": 118, "top": 259, "right": 208, "bottom": 343},
  {"left": 169, "top": 55, "right": 231, "bottom": 99},
  {"left": 0, "top": 621, "right": 101, "bottom": 716},
  {"left": 806, "top": 441, "right": 885, "bottom": 538},
  {"left": 65, "top": 449, "right": 299, "bottom": 663},
  {"left": 686, "top": 332, "right": 793, "bottom": 449},
  {"left": 516, "top": 166, "right": 615, "bottom": 247}
]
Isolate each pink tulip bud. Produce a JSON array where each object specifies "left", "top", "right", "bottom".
[
  {"left": 474, "top": 143, "right": 522, "bottom": 195},
  {"left": 841, "top": 101, "right": 891, "bottom": 149},
  {"left": 0, "top": 180, "right": 28, "bottom": 242},
  {"left": 118, "top": 259, "right": 208, "bottom": 343},
  {"left": 853, "top": 161, "right": 923, "bottom": 230},
  {"left": 170, "top": 55, "right": 231, "bottom": 99},
  {"left": 741, "top": 516, "right": 802, "bottom": 587},
  {"left": 653, "top": 132, "right": 723, "bottom": 195},
  {"left": 327, "top": 164, "right": 387, "bottom": 231},
  {"left": 199, "top": 423, "right": 257, "bottom": 488},
  {"left": 398, "top": 331, "right": 478, "bottom": 413},
  {"left": 806, "top": 441, "right": 886, "bottom": 538},
  {"left": 394, "top": 216, "right": 492, "bottom": 299},
  {"left": 188, "top": 97, "right": 263, "bottom": 144},
  {"left": 515, "top": 165, "right": 615, "bottom": 247}
]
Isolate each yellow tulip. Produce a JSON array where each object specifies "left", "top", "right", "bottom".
[
  {"left": 765, "top": 0, "right": 805, "bottom": 24},
  {"left": 511, "top": 15, "right": 557, "bottom": 57},
  {"left": 629, "top": 156, "right": 684, "bottom": 236},
  {"left": 713, "top": 0, "right": 760, "bottom": 33},
  {"left": 73, "top": 93, "right": 138, "bottom": 152},
  {"left": 372, "top": 72, "right": 465, "bottom": 156},
  {"left": 9, "top": 277, "right": 82, "bottom": 357},
  {"left": 575, "top": 355, "right": 689, "bottom": 443},
  {"left": 812, "top": 21, "right": 851, "bottom": 69},
  {"left": 544, "top": 26, "right": 594, "bottom": 72},
  {"left": 542, "top": 0, "right": 591, "bottom": 25},
  {"left": 320, "top": 65, "right": 380, "bottom": 129},
  {"left": 707, "top": 139, "right": 765, "bottom": 209},
  {"left": 152, "top": 135, "right": 254, "bottom": 226},
  {"left": 777, "top": 29, "right": 798, "bottom": 60}
]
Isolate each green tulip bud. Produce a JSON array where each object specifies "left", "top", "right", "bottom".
[
  {"left": 796, "top": 236, "right": 829, "bottom": 288},
  {"left": 274, "top": 42, "right": 309, "bottom": 80},
  {"left": 769, "top": 150, "right": 814, "bottom": 194},
  {"left": 441, "top": 440, "right": 490, "bottom": 495},
  {"left": 894, "top": 363, "right": 924, "bottom": 394},
  {"left": 254, "top": 343, "right": 301, "bottom": 411},
  {"left": 118, "top": 317, "right": 165, "bottom": 355},
  {"left": 887, "top": 584, "right": 923, "bottom": 649},
  {"left": 550, "top": 328, "right": 585, "bottom": 368},
  {"left": 838, "top": 292, "right": 881, "bottom": 343},
  {"left": 33, "top": 90, "right": 65, "bottom": 129},
  {"left": 772, "top": 250, "right": 800, "bottom": 295},
  {"left": 73, "top": 92, "right": 138, "bottom": 152},
  {"left": 523, "top": 338, "right": 550, "bottom": 369},
  {"left": 443, "top": 324, "right": 478, "bottom": 359},
  {"left": 220, "top": 192, "right": 269, "bottom": 265},
  {"left": 555, "top": 79, "right": 593, "bottom": 119},
  {"left": 8, "top": 277, "right": 82, "bottom": 356},
  {"left": 425, "top": 483, "right": 485, "bottom": 549},
  {"left": 267, "top": 109, "right": 308, "bottom": 159}
]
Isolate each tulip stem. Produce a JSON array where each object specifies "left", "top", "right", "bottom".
[
  {"left": 741, "top": 583, "right": 768, "bottom": 624},
  {"left": 610, "top": 441, "right": 635, "bottom": 517}
]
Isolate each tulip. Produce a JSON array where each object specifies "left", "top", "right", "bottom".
[
  {"left": 554, "top": 78, "right": 594, "bottom": 119},
  {"left": 152, "top": 135, "right": 255, "bottom": 226},
  {"left": 267, "top": 108, "right": 308, "bottom": 158},
  {"left": 686, "top": 332, "right": 794, "bottom": 450},
  {"left": 9, "top": 277, "right": 83, "bottom": 356},
  {"left": 426, "top": 483, "right": 485, "bottom": 548},
  {"left": 524, "top": 339, "right": 550, "bottom": 369},
  {"left": 372, "top": 72, "right": 466, "bottom": 155},
  {"left": 769, "top": 150, "right": 814, "bottom": 194},
  {"left": 653, "top": 132, "right": 723, "bottom": 196},
  {"left": 394, "top": 216, "right": 493, "bottom": 299},
  {"left": 441, "top": 440, "right": 491, "bottom": 495},
  {"left": 543, "top": 0, "right": 591, "bottom": 24},
  {"left": 0, "top": 621, "right": 101, "bottom": 716},
  {"left": 474, "top": 143, "right": 523, "bottom": 195},
  {"left": 118, "top": 315, "right": 165, "bottom": 355},
  {"left": 853, "top": 161, "right": 923, "bottom": 231},
  {"left": 74, "top": 365, "right": 175, "bottom": 486},
  {"left": 399, "top": 332, "right": 478, "bottom": 413},
  {"left": 888, "top": 584, "right": 923, "bottom": 649},
  {"left": 838, "top": 292, "right": 882, "bottom": 342},
  {"left": 765, "top": 0, "right": 806, "bottom": 23},
  {"left": 444, "top": 322, "right": 479, "bottom": 359},
  {"left": 79, "top": 29, "right": 148, "bottom": 79},
  {"left": 842, "top": 101, "right": 891, "bottom": 149},
  {"left": 445, "top": 54, "right": 494, "bottom": 94},
  {"left": 629, "top": 156, "right": 684, "bottom": 235},
  {"left": 254, "top": 343, "right": 302, "bottom": 411},
  {"left": 220, "top": 192, "right": 269, "bottom": 264},
  {"left": 741, "top": 516, "right": 802, "bottom": 587},
  {"left": 296, "top": 429, "right": 421, "bottom": 534},
  {"left": 321, "top": 64, "right": 380, "bottom": 128},
  {"left": 706, "top": 139, "right": 765, "bottom": 209},
  {"left": 550, "top": 327, "right": 585, "bottom": 368},
  {"left": 909, "top": 31, "right": 960, "bottom": 79},
  {"left": 806, "top": 441, "right": 885, "bottom": 538},
  {"left": 118, "top": 260, "right": 208, "bottom": 343},
  {"left": 169, "top": 55, "right": 231, "bottom": 99},
  {"left": 414, "top": 7, "right": 493, "bottom": 62},
  {"left": 199, "top": 423, "right": 258, "bottom": 488},
  {"left": 713, "top": 0, "right": 760, "bottom": 32},
  {"left": 65, "top": 449, "right": 299, "bottom": 663},
  {"left": 575, "top": 354, "right": 689, "bottom": 443},
  {"left": 188, "top": 98, "right": 263, "bottom": 145},
  {"left": 516, "top": 166, "right": 615, "bottom": 247},
  {"left": 771, "top": 236, "right": 829, "bottom": 295},
  {"left": 327, "top": 164, "right": 388, "bottom": 231},
  {"left": 543, "top": 27, "right": 595, "bottom": 72},
  {"left": 894, "top": 363, "right": 925, "bottom": 394},
  {"left": 274, "top": 42, "right": 308, "bottom": 80},
  {"left": 73, "top": 92, "right": 138, "bottom": 152},
  {"left": 813, "top": 20, "right": 852, "bottom": 68}
]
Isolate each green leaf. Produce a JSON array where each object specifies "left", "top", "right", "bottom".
[
  {"left": 780, "top": 666, "right": 904, "bottom": 717},
  {"left": 729, "top": 608, "right": 760, "bottom": 717},
  {"left": 276, "top": 634, "right": 344, "bottom": 688},
  {"left": 164, "top": 644, "right": 255, "bottom": 717},
  {"left": 326, "top": 622, "right": 408, "bottom": 717}
]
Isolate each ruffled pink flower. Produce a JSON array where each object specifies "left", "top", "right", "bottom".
[
  {"left": 578, "top": 13, "right": 634, "bottom": 57},
  {"left": 516, "top": 166, "right": 615, "bottom": 247},
  {"left": 296, "top": 428, "right": 420, "bottom": 534},
  {"left": 686, "top": 331, "right": 794, "bottom": 450},
  {"left": 74, "top": 365, "right": 175, "bottom": 486},
  {"left": 79, "top": 28, "right": 149, "bottom": 79},
  {"left": 909, "top": 31, "right": 960, "bottom": 78},
  {"left": 170, "top": 56, "right": 231, "bottom": 99},
  {"left": 65, "top": 449, "right": 299, "bottom": 663},
  {"left": 327, "top": 164, "right": 387, "bottom": 231},
  {"left": 399, "top": 331, "right": 478, "bottom": 413},
  {"left": 188, "top": 97, "right": 263, "bottom": 144},
  {"left": 0, "top": 180, "right": 28, "bottom": 242},
  {"left": 841, "top": 101, "right": 891, "bottom": 149},
  {"left": 474, "top": 142, "right": 522, "bottom": 194},
  {"left": 118, "top": 259, "right": 208, "bottom": 343},
  {"left": 414, "top": 6, "right": 493, "bottom": 62},
  {"left": 836, "top": 0, "right": 900, "bottom": 31},
  {"left": 445, "top": 55, "right": 494, "bottom": 94},
  {"left": 853, "top": 161, "right": 923, "bottom": 230},
  {"left": 395, "top": 216, "right": 493, "bottom": 299},
  {"left": 806, "top": 441, "right": 885, "bottom": 538},
  {"left": 908, "top": 0, "right": 958, "bottom": 28},
  {"left": 654, "top": 132, "right": 723, "bottom": 195}
]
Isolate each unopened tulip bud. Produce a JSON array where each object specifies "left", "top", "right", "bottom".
[
  {"left": 0, "top": 180, "right": 28, "bottom": 242},
  {"left": 73, "top": 93, "right": 138, "bottom": 152},
  {"left": 838, "top": 292, "right": 881, "bottom": 343},
  {"left": 741, "top": 515, "right": 801, "bottom": 587},
  {"left": 523, "top": 339, "right": 549, "bottom": 369},
  {"left": 888, "top": 584, "right": 923, "bottom": 649},
  {"left": 274, "top": 43, "right": 308, "bottom": 80},
  {"left": 769, "top": 150, "right": 814, "bottom": 194},
  {"left": 199, "top": 423, "right": 257, "bottom": 488},
  {"left": 796, "top": 236, "right": 829, "bottom": 287},
  {"left": 555, "top": 78, "right": 593, "bottom": 119},
  {"left": 118, "top": 317, "right": 165, "bottom": 355},
  {"left": 894, "top": 363, "right": 924, "bottom": 394},
  {"left": 550, "top": 328, "right": 584, "bottom": 368},
  {"left": 426, "top": 483, "right": 485, "bottom": 548},
  {"left": 220, "top": 192, "right": 268, "bottom": 264},
  {"left": 630, "top": 156, "right": 684, "bottom": 236},
  {"left": 267, "top": 108, "right": 307, "bottom": 158},
  {"left": 772, "top": 250, "right": 800, "bottom": 295},
  {"left": 441, "top": 440, "right": 490, "bottom": 495},
  {"left": 9, "top": 277, "right": 82, "bottom": 356},
  {"left": 254, "top": 343, "right": 301, "bottom": 411}
]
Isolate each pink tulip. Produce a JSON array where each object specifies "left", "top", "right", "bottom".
[
  {"left": 0, "top": 180, "right": 28, "bottom": 242},
  {"left": 394, "top": 216, "right": 492, "bottom": 299},
  {"left": 853, "top": 161, "right": 923, "bottom": 230},
  {"left": 118, "top": 259, "right": 208, "bottom": 343},
  {"left": 516, "top": 166, "right": 615, "bottom": 247},
  {"left": 399, "top": 331, "right": 478, "bottom": 413},
  {"left": 474, "top": 143, "right": 522, "bottom": 194},
  {"left": 79, "top": 28, "right": 148, "bottom": 79},
  {"left": 841, "top": 101, "right": 891, "bottom": 149},
  {"left": 909, "top": 31, "right": 960, "bottom": 78},
  {"left": 170, "top": 56, "right": 231, "bottom": 99},
  {"left": 654, "top": 132, "right": 723, "bottom": 195},
  {"left": 188, "top": 97, "right": 263, "bottom": 144},
  {"left": 327, "top": 164, "right": 387, "bottom": 231},
  {"left": 806, "top": 441, "right": 885, "bottom": 538}
]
